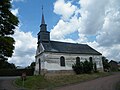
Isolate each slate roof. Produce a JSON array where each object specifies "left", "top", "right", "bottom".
[{"left": 41, "top": 41, "right": 102, "bottom": 55}]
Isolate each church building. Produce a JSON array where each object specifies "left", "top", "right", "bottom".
[{"left": 34, "top": 12, "right": 103, "bottom": 75}]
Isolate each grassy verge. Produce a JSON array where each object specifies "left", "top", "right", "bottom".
[{"left": 15, "top": 72, "right": 111, "bottom": 90}]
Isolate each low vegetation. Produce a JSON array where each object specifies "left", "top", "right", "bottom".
[
  {"left": 72, "top": 60, "right": 97, "bottom": 74},
  {"left": 15, "top": 72, "right": 111, "bottom": 90}
]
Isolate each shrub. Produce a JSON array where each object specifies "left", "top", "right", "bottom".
[
  {"left": 0, "top": 69, "right": 34, "bottom": 76},
  {"left": 72, "top": 60, "right": 93, "bottom": 74},
  {"left": 83, "top": 60, "right": 93, "bottom": 74},
  {"left": 72, "top": 62, "right": 83, "bottom": 74}
]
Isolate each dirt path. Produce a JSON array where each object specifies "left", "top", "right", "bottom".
[{"left": 55, "top": 72, "right": 120, "bottom": 90}]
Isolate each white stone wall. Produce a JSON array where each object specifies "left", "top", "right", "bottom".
[{"left": 35, "top": 52, "right": 103, "bottom": 74}]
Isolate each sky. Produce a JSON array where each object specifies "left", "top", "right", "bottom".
[{"left": 9, "top": 0, "right": 120, "bottom": 67}]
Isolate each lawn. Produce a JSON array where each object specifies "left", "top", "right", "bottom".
[{"left": 15, "top": 72, "right": 111, "bottom": 90}]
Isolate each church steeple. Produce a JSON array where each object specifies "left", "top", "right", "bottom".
[
  {"left": 40, "top": 6, "right": 47, "bottom": 32},
  {"left": 41, "top": 13, "right": 45, "bottom": 24},
  {"left": 41, "top": 6, "right": 45, "bottom": 24},
  {"left": 37, "top": 6, "right": 50, "bottom": 44}
]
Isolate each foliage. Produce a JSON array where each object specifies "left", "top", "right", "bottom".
[
  {"left": 15, "top": 72, "right": 111, "bottom": 90},
  {"left": 72, "top": 62, "right": 83, "bottom": 74},
  {"left": 72, "top": 60, "right": 93, "bottom": 74},
  {"left": 26, "top": 62, "right": 36, "bottom": 70},
  {"left": 83, "top": 60, "right": 93, "bottom": 73},
  {"left": 0, "top": 69, "right": 34, "bottom": 76},
  {"left": 93, "top": 63, "right": 98, "bottom": 73},
  {"left": 0, "top": 59, "right": 16, "bottom": 69},
  {"left": 102, "top": 57, "right": 110, "bottom": 71},
  {"left": 0, "top": 0, "right": 19, "bottom": 60},
  {"left": 0, "top": 36, "right": 15, "bottom": 60}
]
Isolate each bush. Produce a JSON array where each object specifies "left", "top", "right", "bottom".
[
  {"left": 72, "top": 60, "right": 93, "bottom": 74},
  {"left": 83, "top": 60, "right": 93, "bottom": 74},
  {"left": 0, "top": 69, "right": 34, "bottom": 76},
  {"left": 72, "top": 62, "right": 83, "bottom": 74}
]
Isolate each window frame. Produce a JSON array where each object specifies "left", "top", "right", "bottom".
[{"left": 60, "top": 56, "right": 65, "bottom": 67}]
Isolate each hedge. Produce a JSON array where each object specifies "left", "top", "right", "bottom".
[{"left": 0, "top": 69, "right": 34, "bottom": 76}]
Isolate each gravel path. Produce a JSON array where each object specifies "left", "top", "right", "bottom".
[{"left": 55, "top": 72, "right": 120, "bottom": 90}]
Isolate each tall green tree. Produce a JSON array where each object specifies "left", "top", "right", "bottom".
[{"left": 0, "top": 0, "right": 19, "bottom": 60}]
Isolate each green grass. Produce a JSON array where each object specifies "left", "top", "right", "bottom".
[
  {"left": 15, "top": 72, "right": 111, "bottom": 90},
  {"left": 15, "top": 75, "right": 51, "bottom": 90}
]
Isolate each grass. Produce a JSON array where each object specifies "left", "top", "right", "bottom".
[{"left": 15, "top": 72, "right": 111, "bottom": 90}]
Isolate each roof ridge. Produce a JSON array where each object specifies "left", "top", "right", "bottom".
[{"left": 50, "top": 40, "right": 87, "bottom": 45}]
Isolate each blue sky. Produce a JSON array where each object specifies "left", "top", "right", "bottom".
[
  {"left": 12, "top": 0, "right": 58, "bottom": 36},
  {"left": 9, "top": 0, "right": 120, "bottom": 67}
]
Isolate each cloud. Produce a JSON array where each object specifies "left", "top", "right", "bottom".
[
  {"left": 51, "top": 0, "right": 120, "bottom": 62},
  {"left": 96, "top": 0, "right": 120, "bottom": 46},
  {"left": 11, "top": 0, "right": 24, "bottom": 3},
  {"left": 54, "top": 0, "right": 77, "bottom": 20},
  {"left": 11, "top": 8, "right": 19, "bottom": 16},
  {"left": 78, "top": 0, "right": 109, "bottom": 35},
  {"left": 8, "top": 26, "right": 37, "bottom": 67},
  {"left": 50, "top": 16, "right": 79, "bottom": 40}
]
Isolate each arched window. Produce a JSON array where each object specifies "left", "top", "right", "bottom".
[
  {"left": 76, "top": 57, "right": 80, "bottom": 64},
  {"left": 60, "top": 56, "right": 65, "bottom": 66},
  {"left": 89, "top": 57, "right": 93, "bottom": 63}
]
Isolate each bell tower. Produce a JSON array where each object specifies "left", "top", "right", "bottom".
[{"left": 37, "top": 6, "right": 50, "bottom": 44}]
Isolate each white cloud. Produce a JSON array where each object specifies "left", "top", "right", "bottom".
[
  {"left": 51, "top": 16, "right": 79, "bottom": 40},
  {"left": 11, "top": 8, "right": 19, "bottom": 16},
  {"left": 78, "top": 0, "right": 109, "bottom": 35},
  {"left": 97, "top": 0, "right": 120, "bottom": 46},
  {"left": 8, "top": 26, "right": 37, "bottom": 67},
  {"left": 51, "top": 0, "right": 120, "bottom": 62},
  {"left": 11, "top": 0, "right": 24, "bottom": 3},
  {"left": 54, "top": 0, "right": 77, "bottom": 20}
]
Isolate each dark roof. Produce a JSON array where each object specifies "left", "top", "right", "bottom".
[{"left": 42, "top": 41, "right": 102, "bottom": 55}]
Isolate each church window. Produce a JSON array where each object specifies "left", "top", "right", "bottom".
[
  {"left": 89, "top": 57, "right": 93, "bottom": 63},
  {"left": 60, "top": 56, "right": 65, "bottom": 66},
  {"left": 76, "top": 57, "right": 80, "bottom": 64}
]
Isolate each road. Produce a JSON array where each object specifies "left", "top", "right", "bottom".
[
  {"left": 55, "top": 72, "right": 120, "bottom": 90},
  {"left": 0, "top": 76, "right": 26, "bottom": 90}
]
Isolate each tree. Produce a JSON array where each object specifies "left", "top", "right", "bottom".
[
  {"left": 0, "top": 0, "right": 19, "bottom": 60},
  {"left": 102, "top": 57, "right": 110, "bottom": 71},
  {"left": 83, "top": 60, "right": 93, "bottom": 73},
  {"left": 72, "top": 60, "right": 93, "bottom": 74},
  {"left": 72, "top": 62, "right": 83, "bottom": 74},
  {"left": 26, "top": 62, "right": 36, "bottom": 70},
  {"left": 0, "top": 60, "right": 16, "bottom": 69}
]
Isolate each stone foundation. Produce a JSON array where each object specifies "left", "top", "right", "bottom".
[{"left": 41, "top": 70, "right": 75, "bottom": 76}]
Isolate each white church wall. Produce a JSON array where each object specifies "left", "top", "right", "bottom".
[
  {"left": 35, "top": 52, "right": 103, "bottom": 75},
  {"left": 41, "top": 52, "right": 103, "bottom": 71}
]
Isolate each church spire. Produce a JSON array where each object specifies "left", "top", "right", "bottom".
[
  {"left": 37, "top": 4, "right": 50, "bottom": 43},
  {"left": 40, "top": 5, "right": 47, "bottom": 32},
  {"left": 41, "top": 5, "right": 45, "bottom": 24}
]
